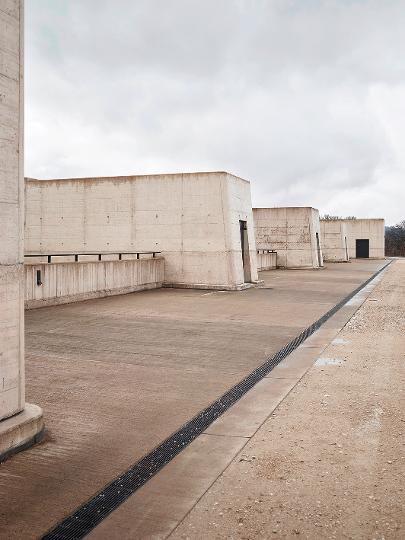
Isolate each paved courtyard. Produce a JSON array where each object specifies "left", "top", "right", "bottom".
[{"left": 0, "top": 260, "right": 386, "bottom": 538}]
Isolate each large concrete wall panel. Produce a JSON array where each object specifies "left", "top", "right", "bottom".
[
  {"left": 253, "top": 207, "right": 323, "bottom": 269},
  {"left": 25, "top": 172, "right": 258, "bottom": 289},
  {"left": 225, "top": 173, "right": 258, "bottom": 283},
  {"left": 320, "top": 220, "right": 349, "bottom": 262}
]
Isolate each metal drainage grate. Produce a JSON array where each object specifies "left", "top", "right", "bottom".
[{"left": 42, "top": 261, "right": 391, "bottom": 540}]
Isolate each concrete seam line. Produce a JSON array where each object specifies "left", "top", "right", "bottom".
[{"left": 41, "top": 261, "right": 392, "bottom": 540}]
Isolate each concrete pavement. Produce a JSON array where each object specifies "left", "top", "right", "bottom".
[
  {"left": 170, "top": 260, "right": 405, "bottom": 539},
  {"left": 0, "top": 260, "right": 387, "bottom": 538}
]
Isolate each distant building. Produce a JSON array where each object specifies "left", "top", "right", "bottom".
[
  {"left": 344, "top": 219, "right": 385, "bottom": 259},
  {"left": 320, "top": 219, "right": 349, "bottom": 262},
  {"left": 253, "top": 207, "right": 323, "bottom": 269}
]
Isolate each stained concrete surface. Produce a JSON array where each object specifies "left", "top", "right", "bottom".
[
  {"left": 86, "top": 264, "right": 388, "bottom": 540},
  {"left": 171, "top": 260, "right": 405, "bottom": 540},
  {"left": 0, "top": 260, "right": 386, "bottom": 538}
]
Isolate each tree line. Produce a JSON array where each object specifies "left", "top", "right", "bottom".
[{"left": 385, "top": 220, "right": 405, "bottom": 257}]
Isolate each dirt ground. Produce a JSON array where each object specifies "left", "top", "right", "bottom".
[{"left": 171, "top": 260, "right": 405, "bottom": 540}]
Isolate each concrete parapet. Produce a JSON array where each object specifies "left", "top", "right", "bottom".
[
  {"left": 25, "top": 257, "right": 164, "bottom": 309},
  {"left": 257, "top": 250, "right": 277, "bottom": 271}
]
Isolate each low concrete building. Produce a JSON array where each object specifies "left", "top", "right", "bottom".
[
  {"left": 253, "top": 207, "right": 323, "bottom": 269},
  {"left": 344, "top": 219, "right": 385, "bottom": 259},
  {"left": 0, "top": 0, "right": 43, "bottom": 461},
  {"left": 25, "top": 172, "right": 259, "bottom": 290},
  {"left": 320, "top": 219, "right": 349, "bottom": 262}
]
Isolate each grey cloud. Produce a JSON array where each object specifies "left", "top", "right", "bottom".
[{"left": 25, "top": 0, "right": 405, "bottom": 224}]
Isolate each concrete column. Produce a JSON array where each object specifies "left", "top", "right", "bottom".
[{"left": 0, "top": 0, "right": 43, "bottom": 461}]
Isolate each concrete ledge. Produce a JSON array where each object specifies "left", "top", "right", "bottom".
[
  {"left": 275, "top": 265, "right": 325, "bottom": 270},
  {"left": 323, "top": 259, "right": 350, "bottom": 263},
  {"left": 353, "top": 257, "right": 386, "bottom": 260},
  {"left": 163, "top": 282, "right": 259, "bottom": 291},
  {"left": 25, "top": 282, "right": 163, "bottom": 309},
  {"left": 0, "top": 403, "right": 44, "bottom": 463}
]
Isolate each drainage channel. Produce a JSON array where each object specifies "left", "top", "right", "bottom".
[{"left": 42, "top": 261, "right": 391, "bottom": 540}]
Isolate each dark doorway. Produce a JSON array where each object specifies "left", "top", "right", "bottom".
[
  {"left": 239, "top": 220, "right": 251, "bottom": 282},
  {"left": 315, "top": 232, "right": 322, "bottom": 267},
  {"left": 356, "top": 239, "right": 369, "bottom": 258}
]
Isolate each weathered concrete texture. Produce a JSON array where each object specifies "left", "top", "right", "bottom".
[
  {"left": 256, "top": 250, "right": 277, "bottom": 270},
  {"left": 254, "top": 207, "right": 323, "bottom": 269},
  {"left": 320, "top": 219, "right": 349, "bottom": 262},
  {"left": 345, "top": 218, "right": 385, "bottom": 259},
  {"left": 91, "top": 266, "right": 388, "bottom": 540},
  {"left": 0, "top": 265, "right": 24, "bottom": 417},
  {"left": 0, "top": 0, "right": 24, "bottom": 421},
  {"left": 25, "top": 257, "right": 164, "bottom": 309},
  {"left": 25, "top": 172, "right": 259, "bottom": 289},
  {"left": 0, "top": 0, "right": 43, "bottom": 460},
  {"left": 0, "top": 260, "right": 385, "bottom": 539},
  {"left": 170, "top": 260, "right": 404, "bottom": 540},
  {"left": 0, "top": 403, "right": 44, "bottom": 462}
]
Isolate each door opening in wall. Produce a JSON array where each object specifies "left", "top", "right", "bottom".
[
  {"left": 239, "top": 220, "right": 251, "bottom": 283},
  {"left": 315, "top": 232, "right": 322, "bottom": 267},
  {"left": 345, "top": 236, "right": 349, "bottom": 261},
  {"left": 356, "top": 239, "right": 369, "bottom": 258}
]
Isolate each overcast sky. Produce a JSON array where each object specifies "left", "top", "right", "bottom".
[{"left": 25, "top": 0, "right": 405, "bottom": 225}]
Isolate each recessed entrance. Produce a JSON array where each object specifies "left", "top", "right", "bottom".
[
  {"left": 315, "top": 232, "right": 322, "bottom": 267},
  {"left": 239, "top": 220, "right": 251, "bottom": 282},
  {"left": 356, "top": 239, "right": 370, "bottom": 258}
]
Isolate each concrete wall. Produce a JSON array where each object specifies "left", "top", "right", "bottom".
[
  {"left": 344, "top": 219, "right": 385, "bottom": 259},
  {"left": 253, "top": 207, "right": 323, "bottom": 269},
  {"left": 25, "top": 257, "right": 164, "bottom": 309},
  {"left": 320, "top": 220, "right": 349, "bottom": 262},
  {"left": 25, "top": 172, "right": 258, "bottom": 289},
  {"left": 257, "top": 251, "right": 277, "bottom": 271},
  {"left": 0, "top": 0, "right": 24, "bottom": 421}
]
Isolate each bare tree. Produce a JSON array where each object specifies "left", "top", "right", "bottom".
[
  {"left": 321, "top": 214, "right": 342, "bottom": 220},
  {"left": 385, "top": 220, "right": 405, "bottom": 256},
  {"left": 321, "top": 215, "right": 357, "bottom": 221}
]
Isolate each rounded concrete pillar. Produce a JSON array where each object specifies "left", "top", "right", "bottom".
[{"left": 0, "top": 0, "right": 43, "bottom": 462}]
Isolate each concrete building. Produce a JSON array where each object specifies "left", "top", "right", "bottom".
[
  {"left": 344, "top": 219, "right": 385, "bottom": 259},
  {"left": 25, "top": 172, "right": 259, "bottom": 290},
  {"left": 253, "top": 207, "right": 323, "bottom": 269},
  {"left": 0, "top": 0, "right": 43, "bottom": 461},
  {"left": 320, "top": 219, "right": 349, "bottom": 262}
]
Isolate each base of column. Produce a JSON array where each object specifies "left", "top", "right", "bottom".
[{"left": 0, "top": 403, "right": 44, "bottom": 463}]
